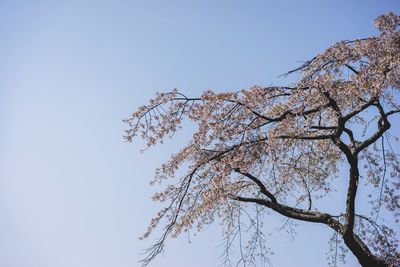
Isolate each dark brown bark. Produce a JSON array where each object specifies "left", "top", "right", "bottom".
[
  {"left": 235, "top": 194, "right": 390, "bottom": 266},
  {"left": 342, "top": 234, "right": 388, "bottom": 267},
  {"left": 235, "top": 148, "right": 392, "bottom": 267}
]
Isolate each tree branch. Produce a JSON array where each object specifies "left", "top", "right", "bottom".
[
  {"left": 354, "top": 102, "right": 391, "bottom": 155},
  {"left": 233, "top": 195, "right": 343, "bottom": 231},
  {"left": 234, "top": 169, "right": 277, "bottom": 203}
]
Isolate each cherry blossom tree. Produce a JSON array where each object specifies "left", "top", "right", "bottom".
[{"left": 124, "top": 13, "right": 400, "bottom": 267}]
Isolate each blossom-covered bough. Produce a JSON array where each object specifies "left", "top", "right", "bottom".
[{"left": 124, "top": 13, "right": 400, "bottom": 267}]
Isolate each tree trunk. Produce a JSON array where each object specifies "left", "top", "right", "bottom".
[{"left": 342, "top": 233, "right": 389, "bottom": 267}]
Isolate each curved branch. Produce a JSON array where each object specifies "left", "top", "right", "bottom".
[
  {"left": 232, "top": 195, "right": 342, "bottom": 231},
  {"left": 355, "top": 102, "right": 391, "bottom": 155},
  {"left": 233, "top": 169, "right": 277, "bottom": 203}
]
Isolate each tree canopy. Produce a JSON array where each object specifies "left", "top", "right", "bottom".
[{"left": 124, "top": 13, "right": 400, "bottom": 267}]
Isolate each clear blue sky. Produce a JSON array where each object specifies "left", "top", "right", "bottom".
[{"left": 0, "top": 1, "right": 399, "bottom": 267}]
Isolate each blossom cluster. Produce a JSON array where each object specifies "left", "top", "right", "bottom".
[{"left": 125, "top": 13, "right": 400, "bottom": 266}]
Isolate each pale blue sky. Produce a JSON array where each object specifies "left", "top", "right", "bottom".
[{"left": 0, "top": 1, "right": 399, "bottom": 267}]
